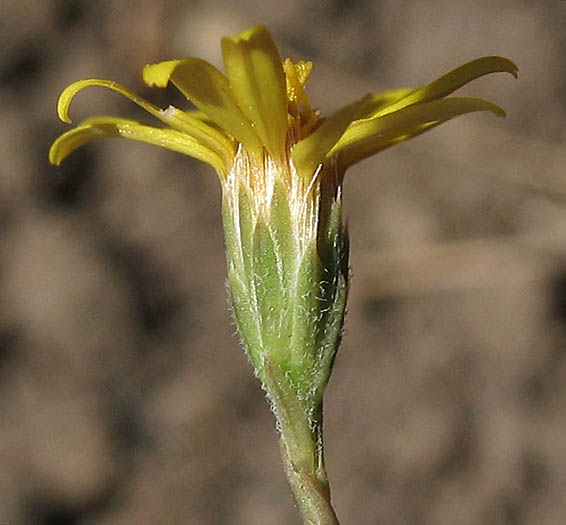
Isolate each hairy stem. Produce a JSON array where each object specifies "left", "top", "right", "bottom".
[{"left": 278, "top": 407, "right": 339, "bottom": 524}]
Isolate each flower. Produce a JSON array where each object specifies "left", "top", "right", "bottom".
[
  {"left": 49, "top": 23, "right": 517, "bottom": 402},
  {"left": 49, "top": 26, "right": 517, "bottom": 522}
]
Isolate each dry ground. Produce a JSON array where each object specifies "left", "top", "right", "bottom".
[{"left": 1, "top": 1, "right": 566, "bottom": 524}]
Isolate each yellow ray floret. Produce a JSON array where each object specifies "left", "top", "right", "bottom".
[
  {"left": 143, "top": 58, "right": 263, "bottom": 163},
  {"left": 49, "top": 116, "right": 226, "bottom": 173},
  {"left": 50, "top": 25, "right": 517, "bottom": 183},
  {"left": 221, "top": 25, "right": 288, "bottom": 163}
]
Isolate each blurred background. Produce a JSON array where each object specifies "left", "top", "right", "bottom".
[{"left": 1, "top": 1, "right": 566, "bottom": 523}]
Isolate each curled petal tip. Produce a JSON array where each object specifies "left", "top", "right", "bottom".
[
  {"left": 142, "top": 61, "right": 178, "bottom": 88},
  {"left": 57, "top": 110, "right": 72, "bottom": 124},
  {"left": 495, "top": 56, "right": 519, "bottom": 79},
  {"left": 495, "top": 107, "right": 507, "bottom": 118},
  {"left": 473, "top": 56, "right": 518, "bottom": 78},
  {"left": 506, "top": 58, "right": 519, "bottom": 78},
  {"left": 48, "top": 145, "right": 61, "bottom": 166},
  {"left": 56, "top": 82, "right": 79, "bottom": 123}
]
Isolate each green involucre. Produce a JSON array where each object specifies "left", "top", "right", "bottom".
[{"left": 223, "top": 181, "right": 348, "bottom": 422}]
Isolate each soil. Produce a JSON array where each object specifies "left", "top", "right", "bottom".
[{"left": 1, "top": 2, "right": 565, "bottom": 524}]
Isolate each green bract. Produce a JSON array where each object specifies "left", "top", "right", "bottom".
[{"left": 222, "top": 152, "right": 348, "bottom": 418}]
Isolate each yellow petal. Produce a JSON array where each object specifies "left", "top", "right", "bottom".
[
  {"left": 184, "top": 109, "right": 221, "bottom": 126},
  {"left": 374, "top": 56, "right": 518, "bottom": 118},
  {"left": 143, "top": 59, "right": 263, "bottom": 162},
  {"left": 49, "top": 117, "right": 226, "bottom": 175},
  {"left": 291, "top": 95, "right": 372, "bottom": 179},
  {"left": 334, "top": 97, "right": 505, "bottom": 168},
  {"left": 221, "top": 26, "right": 288, "bottom": 161},
  {"left": 160, "top": 106, "right": 236, "bottom": 161},
  {"left": 57, "top": 78, "right": 162, "bottom": 124},
  {"left": 340, "top": 122, "right": 441, "bottom": 169},
  {"left": 180, "top": 108, "right": 235, "bottom": 137},
  {"left": 358, "top": 88, "right": 417, "bottom": 119},
  {"left": 56, "top": 78, "right": 234, "bottom": 161}
]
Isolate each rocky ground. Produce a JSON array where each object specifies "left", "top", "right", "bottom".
[{"left": 1, "top": 1, "right": 566, "bottom": 524}]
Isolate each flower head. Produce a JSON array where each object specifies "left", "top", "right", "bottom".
[
  {"left": 49, "top": 27, "right": 517, "bottom": 522},
  {"left": 50, "top": 24, "right": 516, "bottom": 293},
  {"left": 49, "top": 22, "right": 518, "bottom": 410}
]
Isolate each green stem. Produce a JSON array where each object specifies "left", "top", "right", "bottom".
[
  {"left": 278, "top": 410, "right": 339, "bottom": 524},
  {"left": 262, "top": 359, "right": 339, "bottom": 524}
]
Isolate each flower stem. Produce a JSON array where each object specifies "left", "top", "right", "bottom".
[
  {"left": 263, "top": 360, "right": 339, "bottom": 524},
  {"left": 278, "top": 407, "right": 340, "bottom": 524}
]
